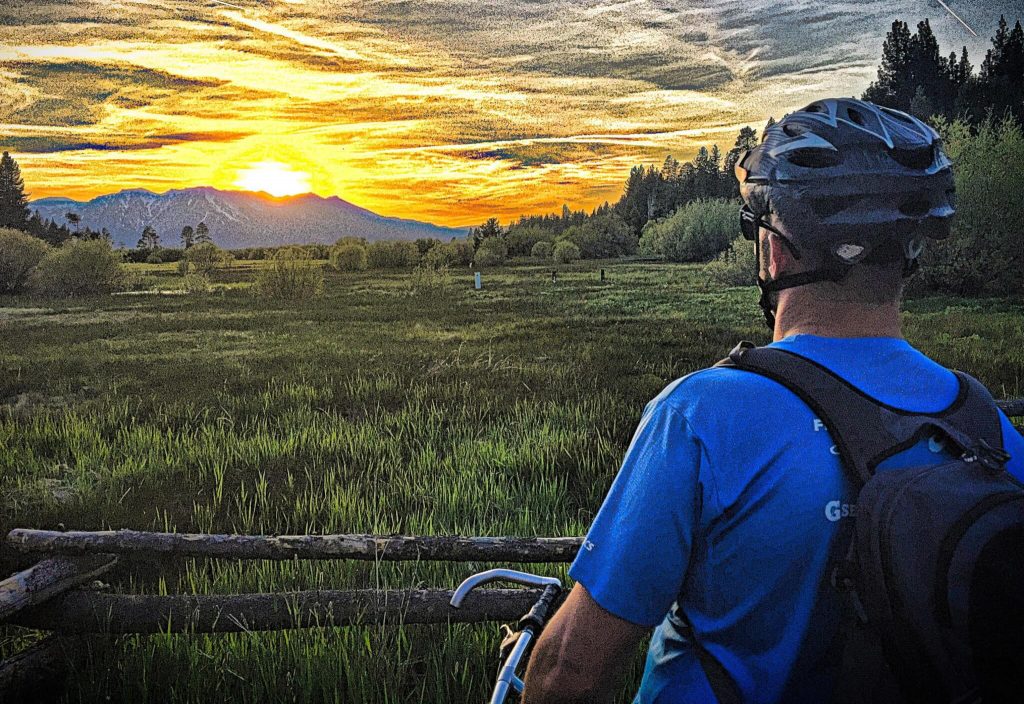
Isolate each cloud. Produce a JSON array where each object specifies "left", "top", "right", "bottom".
[
  {"left": 0, "top": 60, "right": 224, "bottom": 128},
  {"left": 2, "top": 0, "right": 1022, "bottom": 224}
]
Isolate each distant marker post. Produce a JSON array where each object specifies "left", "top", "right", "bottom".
[{"left": 474, "top": 272, "right": 481, "bottom": 290}]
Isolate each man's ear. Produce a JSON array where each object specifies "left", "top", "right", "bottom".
[{"left": 767, "top": 232, "right": 793, "bottom": 279}]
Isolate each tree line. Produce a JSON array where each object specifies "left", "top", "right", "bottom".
[{"left": 864, "top": 15, "right": 1024, "bottom": 125}]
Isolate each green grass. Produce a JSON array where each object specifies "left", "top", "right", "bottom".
[{"left": 1, "top": 260, "right": 1022, "bottom": 702}]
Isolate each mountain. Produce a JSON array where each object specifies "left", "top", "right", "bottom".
[{"left": 30, "top": 187, "right": 469, "bottom": 249}]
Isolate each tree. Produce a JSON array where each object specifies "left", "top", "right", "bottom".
[
  {"left": 137, "top": 225, "right": 159, "bottom": 251},
  {"left": 979, "top": 16, "right": 1024, "bottom": 123},
  {"left": 181, "top": 225, "right": 195, "bottom": 249},
  {"left": 725, "top": 126, "right": 759, "bottom": 195},
  {"left": 474, "top": 217, "right": 502, "bottom": 249},
  {"left": 65, "top": 212, "right": 80, "bottom": 234},
  {"left": 864, "top": 20, "right": 916, "bottom": 109},
  {"left": 0, "top": 152, "right": 30, "bottom": 231},
  {"left": 195, "top": 222, "right": 212, "bottom": 245}
]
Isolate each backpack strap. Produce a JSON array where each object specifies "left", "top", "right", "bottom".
[{"left": 716, "top": 341, "right": 1005, "bottom": 485}]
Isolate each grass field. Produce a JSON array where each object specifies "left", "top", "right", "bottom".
[{"left": 1, "top": 259, "right": 1022, "bottom": 702}]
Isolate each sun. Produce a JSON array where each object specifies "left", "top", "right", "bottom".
[{"left": 233, "top": 160, "right": 312, "bottom": 197}]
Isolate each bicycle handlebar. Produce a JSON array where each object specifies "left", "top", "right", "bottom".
[
  {"left": 451, "top": 569, "right": 565, "bottom": 704},
  {"left": 450, "top": 568, "right": 562, "bottom": 608}
]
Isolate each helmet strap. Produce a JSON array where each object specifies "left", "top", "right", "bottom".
[{"left": 754, "top": 238, "right": 851, "bottom": 329}]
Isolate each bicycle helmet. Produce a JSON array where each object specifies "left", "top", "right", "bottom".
[{"left": 735, "top": 97, "right": 956, "bottom": 327}]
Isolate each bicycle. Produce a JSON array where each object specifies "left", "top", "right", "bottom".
[{"left": 450, "top": 568, "right": 564, "bottom": 704}]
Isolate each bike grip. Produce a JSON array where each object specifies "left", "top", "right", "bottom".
[{"left": 518, "top": 584, "right": 563, "bottom": 632}]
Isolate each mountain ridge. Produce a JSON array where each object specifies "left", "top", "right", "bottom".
[{"left": 31, "top": 187, "right": 469, "bottom": 249}]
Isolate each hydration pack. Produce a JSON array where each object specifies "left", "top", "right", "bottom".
[{"left": 720, "top": 342, "right": 1023, "bottom": 704}]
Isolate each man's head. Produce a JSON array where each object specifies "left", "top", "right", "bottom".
[{"left": 735, "top": 98, "right": 956, "bottom": 329}]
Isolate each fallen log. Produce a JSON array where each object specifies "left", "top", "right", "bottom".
[
  {"left": 6, "top": 529, "right": 583, "bottom": 563},
  {"left": 10, "top": 587, "right": 551, "bottom": 634},
  {"left": 0, "top": 555, "right": 117, "bottom": 623}
]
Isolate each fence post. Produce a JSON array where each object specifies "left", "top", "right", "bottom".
[{"left": 474, "top": 272, "right": 481, "bottom": 290}]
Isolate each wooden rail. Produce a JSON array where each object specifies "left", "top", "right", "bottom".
[
  {"left": 10, "top": 587, "right": 548, "bottom": 634},
  {"left": 6, "top": 529, "right": 583, "bottom": 563},
  {"left": 0, "top": 555, "right": 117, "bottom": 622}
]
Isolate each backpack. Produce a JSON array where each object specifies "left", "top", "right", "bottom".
[{"left": 709, "top": 341, "right": 1024, "bottom": 704}]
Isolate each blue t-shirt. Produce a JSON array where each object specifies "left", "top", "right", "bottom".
[{"left": 569, "top": 335, "right": 1024, "bottom": 704}]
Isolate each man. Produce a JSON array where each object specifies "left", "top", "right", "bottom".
[{"left": 521, "top": 98, "right": 1024, "bottom": 703}]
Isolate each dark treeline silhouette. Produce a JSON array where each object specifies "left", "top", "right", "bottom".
[
  {"left": 0, "top": 151, "right": 109, "bottom": 244},
  {"left": 864, "top": 15, "right": 1024, "bottom": 125}
]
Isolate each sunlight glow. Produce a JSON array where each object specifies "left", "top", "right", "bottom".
[{"left": 233, "top": 160, "right": 312, "bottom": 197}]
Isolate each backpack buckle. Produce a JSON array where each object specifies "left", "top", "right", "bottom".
[{"left": 962, "top": 439, "right": 1011, "bottom": 473}]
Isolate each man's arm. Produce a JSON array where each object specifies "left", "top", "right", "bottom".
[{"left": 521, "top": 583, "right": 649, "bottom": 704}]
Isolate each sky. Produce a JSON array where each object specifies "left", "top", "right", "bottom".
[{"left": 0, "top": 1, "right": 1019, "bottom": 226}]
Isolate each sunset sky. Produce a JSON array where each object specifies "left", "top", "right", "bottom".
[{"left": 0, "top": 1, "right": 1014, "bottom": 226}]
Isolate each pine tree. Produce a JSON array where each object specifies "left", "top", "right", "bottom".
[
  {"left": 980, "top": 16, "right": 1024, "bottom": 122},
  {"left": 195, "top": 222, "right": 211, "bottom": 244},
  {"left": 725, "top": 126, "right": 759, "bottom": 194},
  {"left": 65, "top": 212, "right": 80, "bottom": 234},
  {"left": 864, "top": 20, "right": 915, "bottom": 108},
  {"left": 181, "top": 225, "right": 195, "bottom": 249},
  {"left": 478, "top": 217, "right": 502, "bottom": 241},
  {"left": 0, "top": 151, "right": 30, "bottom": 231},
  {"left": 137, "top": 225, "right": 159, "bottom": 251}
]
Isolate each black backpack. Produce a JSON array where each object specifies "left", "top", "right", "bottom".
[{"left": 713, "top": 342, "right": 1024, "bottom": 704}]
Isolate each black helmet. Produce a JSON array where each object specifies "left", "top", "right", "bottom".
[{"left": 735, "top": 97, "right": 956, "bottom": 326}]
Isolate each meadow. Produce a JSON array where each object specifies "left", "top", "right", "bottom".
[{"left": 1, "top": 259, "right": 1022, "bottom": 703}]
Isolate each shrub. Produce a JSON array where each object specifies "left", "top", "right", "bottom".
[
  {"left": 553, "top": 240, "right": 581, "bottom": 264},
  {"left": 917, "top": 116, "right": 1023, "bottom": 296},
  {"left": 506, "top": 225, "right": 553, "bottom": 257},
  {"left": 180, "top": 242, "right": 233, "bottom": 276},
  {"left": 639, "top": 198, "right": 738, "bottom": 262},
  {"left": 29, "top": 239, "right": 125, "bottom": 297},
  {"left": 181, "top": 273, "right": 212, "bottom": 294},
  {"left": 560, "top": 212, "right": 637, "bottom": 259},
  {"left": 145, "top": 252, "right": 163, "bottom": 264},
  {"left": 0, "top": 228, "right": 50, "bottom": 294},
  {"left": 329, "top": 243, "right": 368, "bottom": 272},
  {"left": 531, "top": 241, "right": 554, "bottom": 260},
  {"left": 424, "top": 240, "right": 475, "bottom": 268},
  {"left": 252, "top": 247, "right": 324, "bottom": 300},
  {"left": 475, "top": 237, "right": 507, "bottom": 267},
  {"left": 367, "top": 240, "right": 420, "bottom": 269},
  {"left": 158, "top": 248, "right": 184, "bottom": 263},
  {"left": 406, "top": 264, "right": 452, "bottom": 297},
  {"left": 704, "top": 237, "right": 756, "bottom": 286}
]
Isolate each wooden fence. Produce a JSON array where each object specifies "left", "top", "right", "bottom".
[{"left": 2, "top": 395, "right": 1021, "bottom": 696}]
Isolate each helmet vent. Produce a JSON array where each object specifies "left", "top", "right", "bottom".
[
  {"left": 899, "top": 198, "right": 930, "bottom": 217},
  {"left": 847, "top": 108, "right": 866, "bottom": 126},
  {"left": 890, "top": 145, "right": 934, "bottom": 169},
  {"left": 786, "top": 148, "right": 841, "bottom": 169},
  {"left": 782, "top": 123, "right": 807, "bottom": 138},
  {"left": 810, "top": 196, "right": 853, "bottom": 219},
  {"left": 803, "top": 102, "right": 827, "bottom": 114}
]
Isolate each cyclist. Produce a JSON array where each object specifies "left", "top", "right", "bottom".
[{"left": 520, "top": 98, "right": 1024, "bottom": 703}]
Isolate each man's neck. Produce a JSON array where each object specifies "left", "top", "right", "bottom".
[{"left": 772, "top": 293, "right": 903, "bottom": 342}]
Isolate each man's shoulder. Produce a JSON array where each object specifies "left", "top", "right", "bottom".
[{"left": 653, "top": 364, "right": 807, "bottom": 424}]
